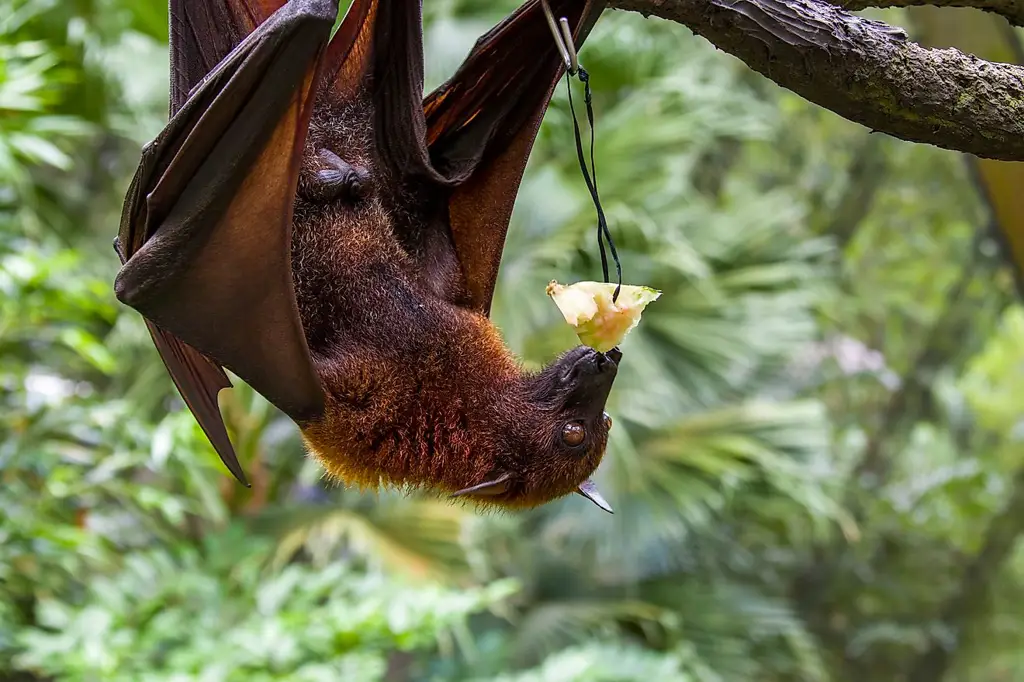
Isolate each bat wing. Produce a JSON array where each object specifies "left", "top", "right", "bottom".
[
  {"left": 115, "top": 0, "right": 337, "bottom": 483},
  {"left": 424, "top": 0, "right": 606, "bottom": 314},
  {"left": 313, "top": 0, "right": 604, "bottom": 316},
  {"left": 168, "top": 0, "right": 288, "bottom": 114},
  {"left": 320, "top": 0, "right": 435, "bottom": 180}
]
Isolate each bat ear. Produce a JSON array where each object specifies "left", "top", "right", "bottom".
[
  {"left": 423, "top": 0, "right": 604, "bottom": 314},
  {"left": 576, "top": 479, "right": 613, "bottom": 513},
  {"left": 451, "top": 473, "right": 513, "bottom": 498}
]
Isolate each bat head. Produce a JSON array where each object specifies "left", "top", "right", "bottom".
[
  {"left": 455, "top": 346, "right": 620, "bottom": 513},
  {"left": 523, "top": 345, "right": 620, "bottom": 510}
]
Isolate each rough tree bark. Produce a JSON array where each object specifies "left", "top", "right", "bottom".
[{"left": 606, "top": 0, "right": 1024, "bottom": 161}]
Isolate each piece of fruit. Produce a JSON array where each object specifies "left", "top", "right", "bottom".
[{"left": 546, "top": 280, "right": 661, "bottom": 352}]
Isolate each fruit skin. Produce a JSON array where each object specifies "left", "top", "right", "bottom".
[{"left": 546, "top": 280, "right": 662, "bottom": 352}]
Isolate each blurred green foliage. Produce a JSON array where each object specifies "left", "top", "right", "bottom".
[
  {"left": 2, "top": 0, "right": 1024, "bottom": 681},
  {"left": 18, "top": 544, "right": 517, "bottom": 681}
]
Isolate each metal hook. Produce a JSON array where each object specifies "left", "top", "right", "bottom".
[
  {"left": 540, "top": 0, "right": 578, "bottom": 75},
  {"left": 558, "top": 17, "right": 580, "bottom": 75}
]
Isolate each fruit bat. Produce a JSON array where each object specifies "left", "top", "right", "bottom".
[{"left": 112, "top": 0, "right": 617, "bottom": 512}]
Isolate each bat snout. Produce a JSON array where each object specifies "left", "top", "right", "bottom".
[
  {"left": 550, "top": 347, "right": 619, "bottom": 416},
  {"left": 567, "top": 347, "right": 620, "bottom": 381}
]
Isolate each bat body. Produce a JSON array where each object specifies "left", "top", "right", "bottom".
[
  {"left": 113, "top": 0, "right": 616, "bottom": 511},
  {"left": 292, "top": 106, "right": 617, "bottom": 508}
]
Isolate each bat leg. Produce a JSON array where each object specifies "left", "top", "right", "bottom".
[{"left": 115, "top": 0, "right": 340, "bottom": 481}]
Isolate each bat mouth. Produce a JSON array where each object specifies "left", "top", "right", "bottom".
[{"left": 561, "top": 346, "right": 621, "bottom": 383}]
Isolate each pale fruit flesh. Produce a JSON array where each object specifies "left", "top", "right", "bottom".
[{"left": 546, "top": 280, "right": 661, "bottom": 352}]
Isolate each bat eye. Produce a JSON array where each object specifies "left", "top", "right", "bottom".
[
  {"left": 561, "top": 421, "right": 586, "bottom": 448},
  {"left": 603, "top": 412, "right": 612, "bottom": 431}
]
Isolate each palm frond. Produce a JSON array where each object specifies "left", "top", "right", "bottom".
[
  {"left": 472, "top": 642, "right": 704, "bottom": 682},
  {"left": 259, "top": 495, "right": 472, "bottom": 583},
  {"left": 511, "top": 599, "right": 674, "bottom": 666}
]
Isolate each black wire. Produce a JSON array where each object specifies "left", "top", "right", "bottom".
[{"left": 565, "top": 66, "right": 622, "bottom": 302}]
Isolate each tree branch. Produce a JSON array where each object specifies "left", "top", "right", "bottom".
[
  {"left": 607, "top": 0, "right": 1024, "bottom": 161},
  {"left": 839, "top": 0, "right": 1024, "bottom": 28}
]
